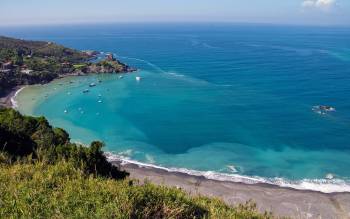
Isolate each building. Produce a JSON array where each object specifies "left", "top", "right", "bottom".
[
  {"left": 106, "top": 53, "right": 116, "bottom": 61},
  {"left": 0, "top": 69, "right": 11, "bottom": 74},
  {"left": 1, "top": 61, "right": 13, "bottom": 70},
  {"left": 20, "top": 69, "right": 33, "bottom": 74}
]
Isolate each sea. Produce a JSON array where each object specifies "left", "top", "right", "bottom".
[{"left": 2, "top": 23, "right": 350, "bottom": 193}]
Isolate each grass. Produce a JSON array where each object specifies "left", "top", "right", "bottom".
[
  {"left": 0, "top": 160, "right": 274, "bottom": 218},
  {"left": 0, "top": 108, "right": 276, "bottom": 218},
  {"left": 73, "top": 64, "right": 87, "bottom": 69}
]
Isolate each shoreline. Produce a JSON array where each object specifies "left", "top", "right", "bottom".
[
  {"left": 6, "top": 77, "right": 350, "bottom": 218},
  {"left": 110, "top": 158, "right": 350, "bottom": 218},
  {"left": 106, "top": 153, "right": 350, "bottom": 194},
  {"left": 0, "top": 71, "right": 131, "bottom": 109},
  {"left": 10, "top": 76, "right": 350, "bottom": 194},
  {"left": 0, "top": 86, "right": 25, "bottom": 108}
]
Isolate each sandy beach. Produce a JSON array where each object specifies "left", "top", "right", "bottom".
[
  {"left": 3, "top": 83, "right": 350, "bottom": 218},
  {"left": 112, "top": 161, "right": 350, "bottom": 219},
  {"left": 0, "top": 86, "right": 24, "bottom": 108},
  {"left": 0, "top": 73, "right": 86, "bottom": 109}
]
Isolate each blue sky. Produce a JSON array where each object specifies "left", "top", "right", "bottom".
[{"left": 0, "top": 0, "right": 349, "bottom": 26}]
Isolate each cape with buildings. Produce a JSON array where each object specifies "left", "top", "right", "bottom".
[{"left": 0, "top": 36, "right": 136, "bottom": 95}]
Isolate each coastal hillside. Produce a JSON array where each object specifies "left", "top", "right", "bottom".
[
  {"left": 0, "top": 36, "right": 90, "bottom": 62},
  {"left": 0, "top": 108, "right": 273, "bottom": 218},
  {"left": 0, "top": 36, "right": 134, "bottom": 95}
]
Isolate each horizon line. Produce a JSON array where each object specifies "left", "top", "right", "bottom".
[{"left": 0, "top": 21, "right": 349, "bottom": 29}]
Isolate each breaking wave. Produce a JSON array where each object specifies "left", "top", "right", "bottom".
[{"left": 105, "top": 152, "right": 350, "bottom": 194}]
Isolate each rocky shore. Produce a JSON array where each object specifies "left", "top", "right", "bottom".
[{"left": 0, "top": 36, "right": 136, "bottom": 99}]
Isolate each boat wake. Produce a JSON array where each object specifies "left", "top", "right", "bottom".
[
  {"left": 115, "top": 55, "right": 167, "bottom": 74},
  {"left": 105, "top": 152, "right": 350, "bottom": 194}
]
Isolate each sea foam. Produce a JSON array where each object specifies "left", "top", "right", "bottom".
[
  {"left": 105, "top": 152, "right": 350, "bottom": 194},
  {"left": 11, "top": 87, "right": 26, "bottom": 109}
]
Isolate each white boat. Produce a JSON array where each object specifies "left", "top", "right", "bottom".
[
  {"left": 83, "top": 89, "right": 89, "bottom": 93},
  {"left": 119, "top": 76, "right": 124, "bottom": 79},
  {"left": 312, "top": 105, "right": 336, "bottom": 115},
  {"left": 136, "top": 76, "right": 141, "bottom": 81},
  {"left": 64, "top": 110, "right": 68, "bottom": 114},
  {"left": 89, "top": 83, "right": 96, "bottom": 87},
  {"left": 98, "top": 100, "right": 103, "bottom": 103}
]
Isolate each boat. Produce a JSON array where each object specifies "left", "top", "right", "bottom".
[
  {"left": 136, "top": 76, "right": 141, "bottom": 82},
  {"left": 98, "top": 100, "right": 103, "bottom": 103},
  {"left": 83, "top": 89, "right": 89, "bottom": 93},
  {"left": 89, "top": 83, "right": 96, "bottom": 87},
  {"left": 119, "top": 76, "right": 124, "bottom": 79},
  {"left": 64, "top": 110, "right": 68, "bottom": 114},
  {"left": 312, "top": 105, "right": 336, "bottom": 114},
  {"left": 320, "top": 105, "right": 335, "bottom": 112}
]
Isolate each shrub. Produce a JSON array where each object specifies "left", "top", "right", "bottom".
[{"left": 0, "top": 161, "right": 273, "bottom": 219}]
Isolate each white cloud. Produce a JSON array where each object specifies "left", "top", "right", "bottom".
[
  {"left": 301, "top": 0, "right": 336, "bottom": 10},
  {"left": 302, "top": 0, "right": 316, "bottom": 7}
]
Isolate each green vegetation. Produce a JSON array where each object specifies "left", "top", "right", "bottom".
[
  {"left": 0, "top": 36, "right": 86, "bottom": 94},
  {"left": 0, "top": 109, "right": 272, "bottom": 218},
  {"left": 0, "top": 161, "right": 273, "bottom": 218},
  {"left": 73, "top": 63, "right": 87, "bottom": 69},
  {"left": 0, "top": 36, "right": 90, "bottom": 63},
  {"left": 0, "top": 36, "right": 134, "bottom": 96},
  {"left": 0, "top": 108, "right": 128, "bottom": 179},
  {"left": 0, "top": 108, "right": 274, "bottom": 218}
]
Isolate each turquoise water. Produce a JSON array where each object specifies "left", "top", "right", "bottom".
[{"left": 3, "top": 24, "right": 350, "bottom": 192}]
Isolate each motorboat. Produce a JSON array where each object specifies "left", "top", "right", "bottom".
[{"left": 312, "top": 105, "right": 336, "bottom": 114}]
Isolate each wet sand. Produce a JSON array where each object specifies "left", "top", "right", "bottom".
[
  {"left": 4, "top": 85, "right": 350, "bottom": 218},
  {"left": 114, "top": 161, "right": 350, "bottom": 219},
  {"left": 0, "top": 86, "right": 23, "bottom": 108}
]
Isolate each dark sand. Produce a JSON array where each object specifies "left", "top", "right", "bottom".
[
  {"left": 3, "top": 86, "right": 350, "bottom": 218},
  {"left": 0, "top": 86, "right": 24, "bottom": 108},
  {"left": 113, "top": 161, "right": 350, "bottom": 219}
]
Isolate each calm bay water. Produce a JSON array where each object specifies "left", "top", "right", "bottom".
[{"left": 3, "top": 24, "right": 350, "bottom": 192}]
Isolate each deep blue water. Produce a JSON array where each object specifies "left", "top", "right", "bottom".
[{"left": 3, "top": 24, "right": 350, "bottom": 192}]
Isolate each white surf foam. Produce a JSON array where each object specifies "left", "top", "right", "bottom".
[
  {"left": 11, "top": 86, "right": 26, "bottom": 109},
  {"left": 105, "top": 152, "right": 350, "bottom": 194}
]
